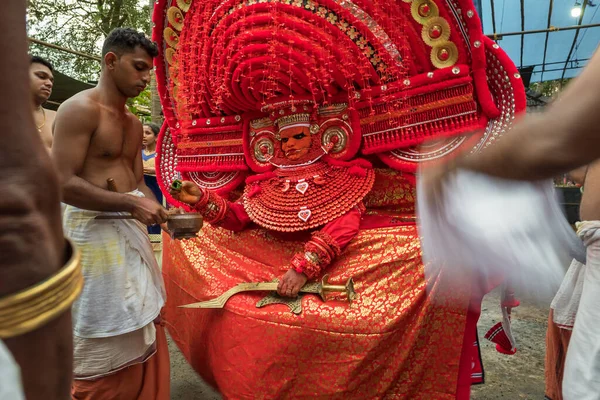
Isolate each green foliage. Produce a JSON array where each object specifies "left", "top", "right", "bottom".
[
  {"left": 127, "top": 88, "right": 152, "bottom": 119},
  {"left": 27, "top": 0, "right": 153, "bottom": 116},
  {"left": 529, "top": 79, "right": 571, "bottom": 98}
]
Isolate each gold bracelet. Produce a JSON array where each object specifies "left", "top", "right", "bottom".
[{"left": 0, "top": 239, "right": 83, "bottom": 338}]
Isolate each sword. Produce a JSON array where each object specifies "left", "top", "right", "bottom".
[{"left": 179, "top": 274, "right": 356, "bottom": 309}]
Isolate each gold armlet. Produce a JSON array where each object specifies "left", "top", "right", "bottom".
[{"left": 0, "top": 239, "right": 83, "bottom": 338}]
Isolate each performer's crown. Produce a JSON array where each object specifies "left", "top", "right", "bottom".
[{"left": 276, "top": 113, "right": 311, "bottom": 129}]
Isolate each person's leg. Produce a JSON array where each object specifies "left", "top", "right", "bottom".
[
  {"left": 137, "top": 322, "right": 170, "bottom": 400},
  {"left": 71, "top": 363, "right": 144, "bottom": 400},
  {"left": 563, "top": 241, "right": 600, "bottom": 399},
  {"left": 71, "top": 325, "right": 169, "bottom": 400},
  {"left": 545, "top": 309, "right": 572, "bottom": 400}
]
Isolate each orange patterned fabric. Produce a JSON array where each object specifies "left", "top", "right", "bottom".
[
  {"left": 71, "top": 323, "right": 170, "bottom": 400},
  {"left": 162, "top": 222, "right": 472, "bottom": 398}
]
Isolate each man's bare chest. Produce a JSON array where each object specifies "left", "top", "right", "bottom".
[
  {"left": 39, "top": 125, "right": 53, "bottom": 149},
  {"left": 90, "top": 120, "right": 139, "bottom": 159}
]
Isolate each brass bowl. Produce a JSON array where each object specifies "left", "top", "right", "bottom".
[{"left": 167, "top": 213, "right": 204, "bottom": 240}]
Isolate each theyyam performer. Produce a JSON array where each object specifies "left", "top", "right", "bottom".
[{"left": 152, "top": 0, "right": 526, "bottom": 397}]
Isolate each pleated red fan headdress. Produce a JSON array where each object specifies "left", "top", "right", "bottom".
[{"left": 152, "top": 0, "right": 525, "bottom": 196}]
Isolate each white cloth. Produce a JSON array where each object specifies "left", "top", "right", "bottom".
[
  {"left": 73, "top": 322, "right": 156, "bottom": 379},
  {"left": 63, "top": 190, "right": 165, "bottom": 338},
  {"left": 563, "top": 222, "right": 600, "bottom": 399},
  {"left": 551, "top": 258, "right": 586, "bottom": 330},
  {"left": 417, "top": 168, "right": 583, "bottom": 299},
  {"left": 0, "top": 340, "right": 25, "bottom": 400}
]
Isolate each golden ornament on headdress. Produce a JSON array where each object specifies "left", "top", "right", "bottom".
[
  {"left": 176, "top": 0, "right": 192, "bottom": 13},
  {"left": 253, "top": 137, "right": 275, "bottom": 163},
  {"left": 165, "top": 48, "right": 176, "bottom": 65},
  {"left": 430, "top": 42, "right": 458, "bottom": 68},
  {"left": 421, "top": 17, "right": 451, "bottom": 46},
  {"left": 164, "top": 27, "right": 180, "bottom": 49},
  {"left": 322, "top": 127, "right": 348, "bottom": 153},
  {"left": 171, "top": 84, "right": 179, "bottom": 101},
  {"left": 250, "top": 117, "right": 272, "bottom": 130},
  {"left": 411, "top": 0, "right": 440, "bottom": 24},
  {"left": 276, "top": 113, "right": 311, "bottom": 129},
  {"left": 168, "top": 7, "right": 185, "bottom": 31}
]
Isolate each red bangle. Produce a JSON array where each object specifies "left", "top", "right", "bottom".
[
  {"left": 301, "top": 253, "right": 322, "bottom": 279},
  {"left": 290, "top": 252, "right": 322, "bottom": 278},
  {"left": 291, "top": 253, "right": 307, "bottom": 274},
  {"left": 311, "top": 231, "right": 341, "bottom": 257},
  {"left": 192, "top": 187, "right": 210, "bottom": 210},
  {"left": 195, "top": 190, "right": 228, "bottom": 224}
]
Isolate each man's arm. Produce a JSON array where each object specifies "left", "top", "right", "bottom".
[
  {"left": 169, "top": 181, "right": 252, "bottom": 231},
  {"left": 1, "top": 1, "right": 72, "bottom": 399},
  {"left": 568, "top": 165, "right": 588, "bottom": 186},
  {"left": 52, "top": 107, "right": 167, "bottom": 225},
  {"left": 52, "top": 100, "right": 137, "bottom": 212},
  {"left": 459, "top": 48, "right": 600, "bottom": 180}
]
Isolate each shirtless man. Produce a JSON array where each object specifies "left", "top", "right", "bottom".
[
  {"left": 425, "top": 48, "right": 600, "bottom": 400},
  {"left": 52, "top": 28, "right": 169, "bottom": 399},
  {"left": 545, "top": 165, "right": 588, "bottom": 400},
  {"left": 30, "top": 55, "right": 56, "bottom": 149}
]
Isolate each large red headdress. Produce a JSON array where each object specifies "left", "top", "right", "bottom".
[{"left": 152, "top": 0, "right": 525, "bottom": 196}]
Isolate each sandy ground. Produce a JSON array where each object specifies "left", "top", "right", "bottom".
[
  {"left": 471, "top": 292, "right": 548, "bottom": 399},
  {"left": 167, "top": 290, "right": 550, "bottom": 399}
]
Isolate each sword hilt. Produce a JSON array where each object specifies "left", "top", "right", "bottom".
[{"left": 317, "top": 274, "right": 356, "bottom": 304}]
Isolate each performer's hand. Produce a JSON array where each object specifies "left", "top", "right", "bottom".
[
  {"left": 277, "top": 269, "right": 308, "bottom": 297},
  {"left": 131, "top": 197, "right": 168, "bottom": 226},
  {"left": 169, "top": 181, "right": 203, "bottom": 205}
]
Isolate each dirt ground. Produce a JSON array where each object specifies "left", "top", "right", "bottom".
[
  {"left": 168, "top": 337, "right": 220, "bottom": 400},
  {"left": 471, "top": 291, "right": 548, "bottom": 399},
  {"left": 167, "top": 290, "right": 550, "bottom": 399}
]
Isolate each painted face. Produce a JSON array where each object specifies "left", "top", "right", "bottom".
[
  {"left": 29, "top": 62, "right": 54, "bottom": 103},
  {"left": 280, "top": 126, "right": 312, "bottom": 161},
  {"left": 143, "top": 125, "right": 156, "bottom": 147}
]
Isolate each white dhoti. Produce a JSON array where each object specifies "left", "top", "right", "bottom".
[
  {"left": 0, "top": 340, "right": 25, "bottom": 400},
  {"left": 63, "top": 190, "right": 166, "bottom": 379},
  {"left": 563, "top": 222, "right": 600, "bottom": 399},
  {"left": 551, "top": 257, "right": 586, "bottom": 330}
]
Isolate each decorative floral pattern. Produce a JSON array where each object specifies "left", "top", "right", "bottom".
[{"left": 162, "top": 220, "right": 471, "bottom": 398}]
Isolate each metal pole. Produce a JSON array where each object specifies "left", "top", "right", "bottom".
[
  {"left": 535, "top": 65, "right": 586, "bottom": 74},
  {"left": 27, "top": 37, "right": 101, "bottom": 62},
  {"left": 490, "top": 0, "right": 498, "bottom": 42},
  {"left": 486, "top": 22, "right": 600, "bottom": 39},
  {"left": 561, "top": 0, "right": 589, "bottom": 81},
  {"left": 541, "top": 0, "right": 554, "bottom": 81},
  {"left": 519, "top": 0, "right": 525, "bottom": 68},
  {"left": 530, "top": 57, "right": 590, "bottom": 67}
]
